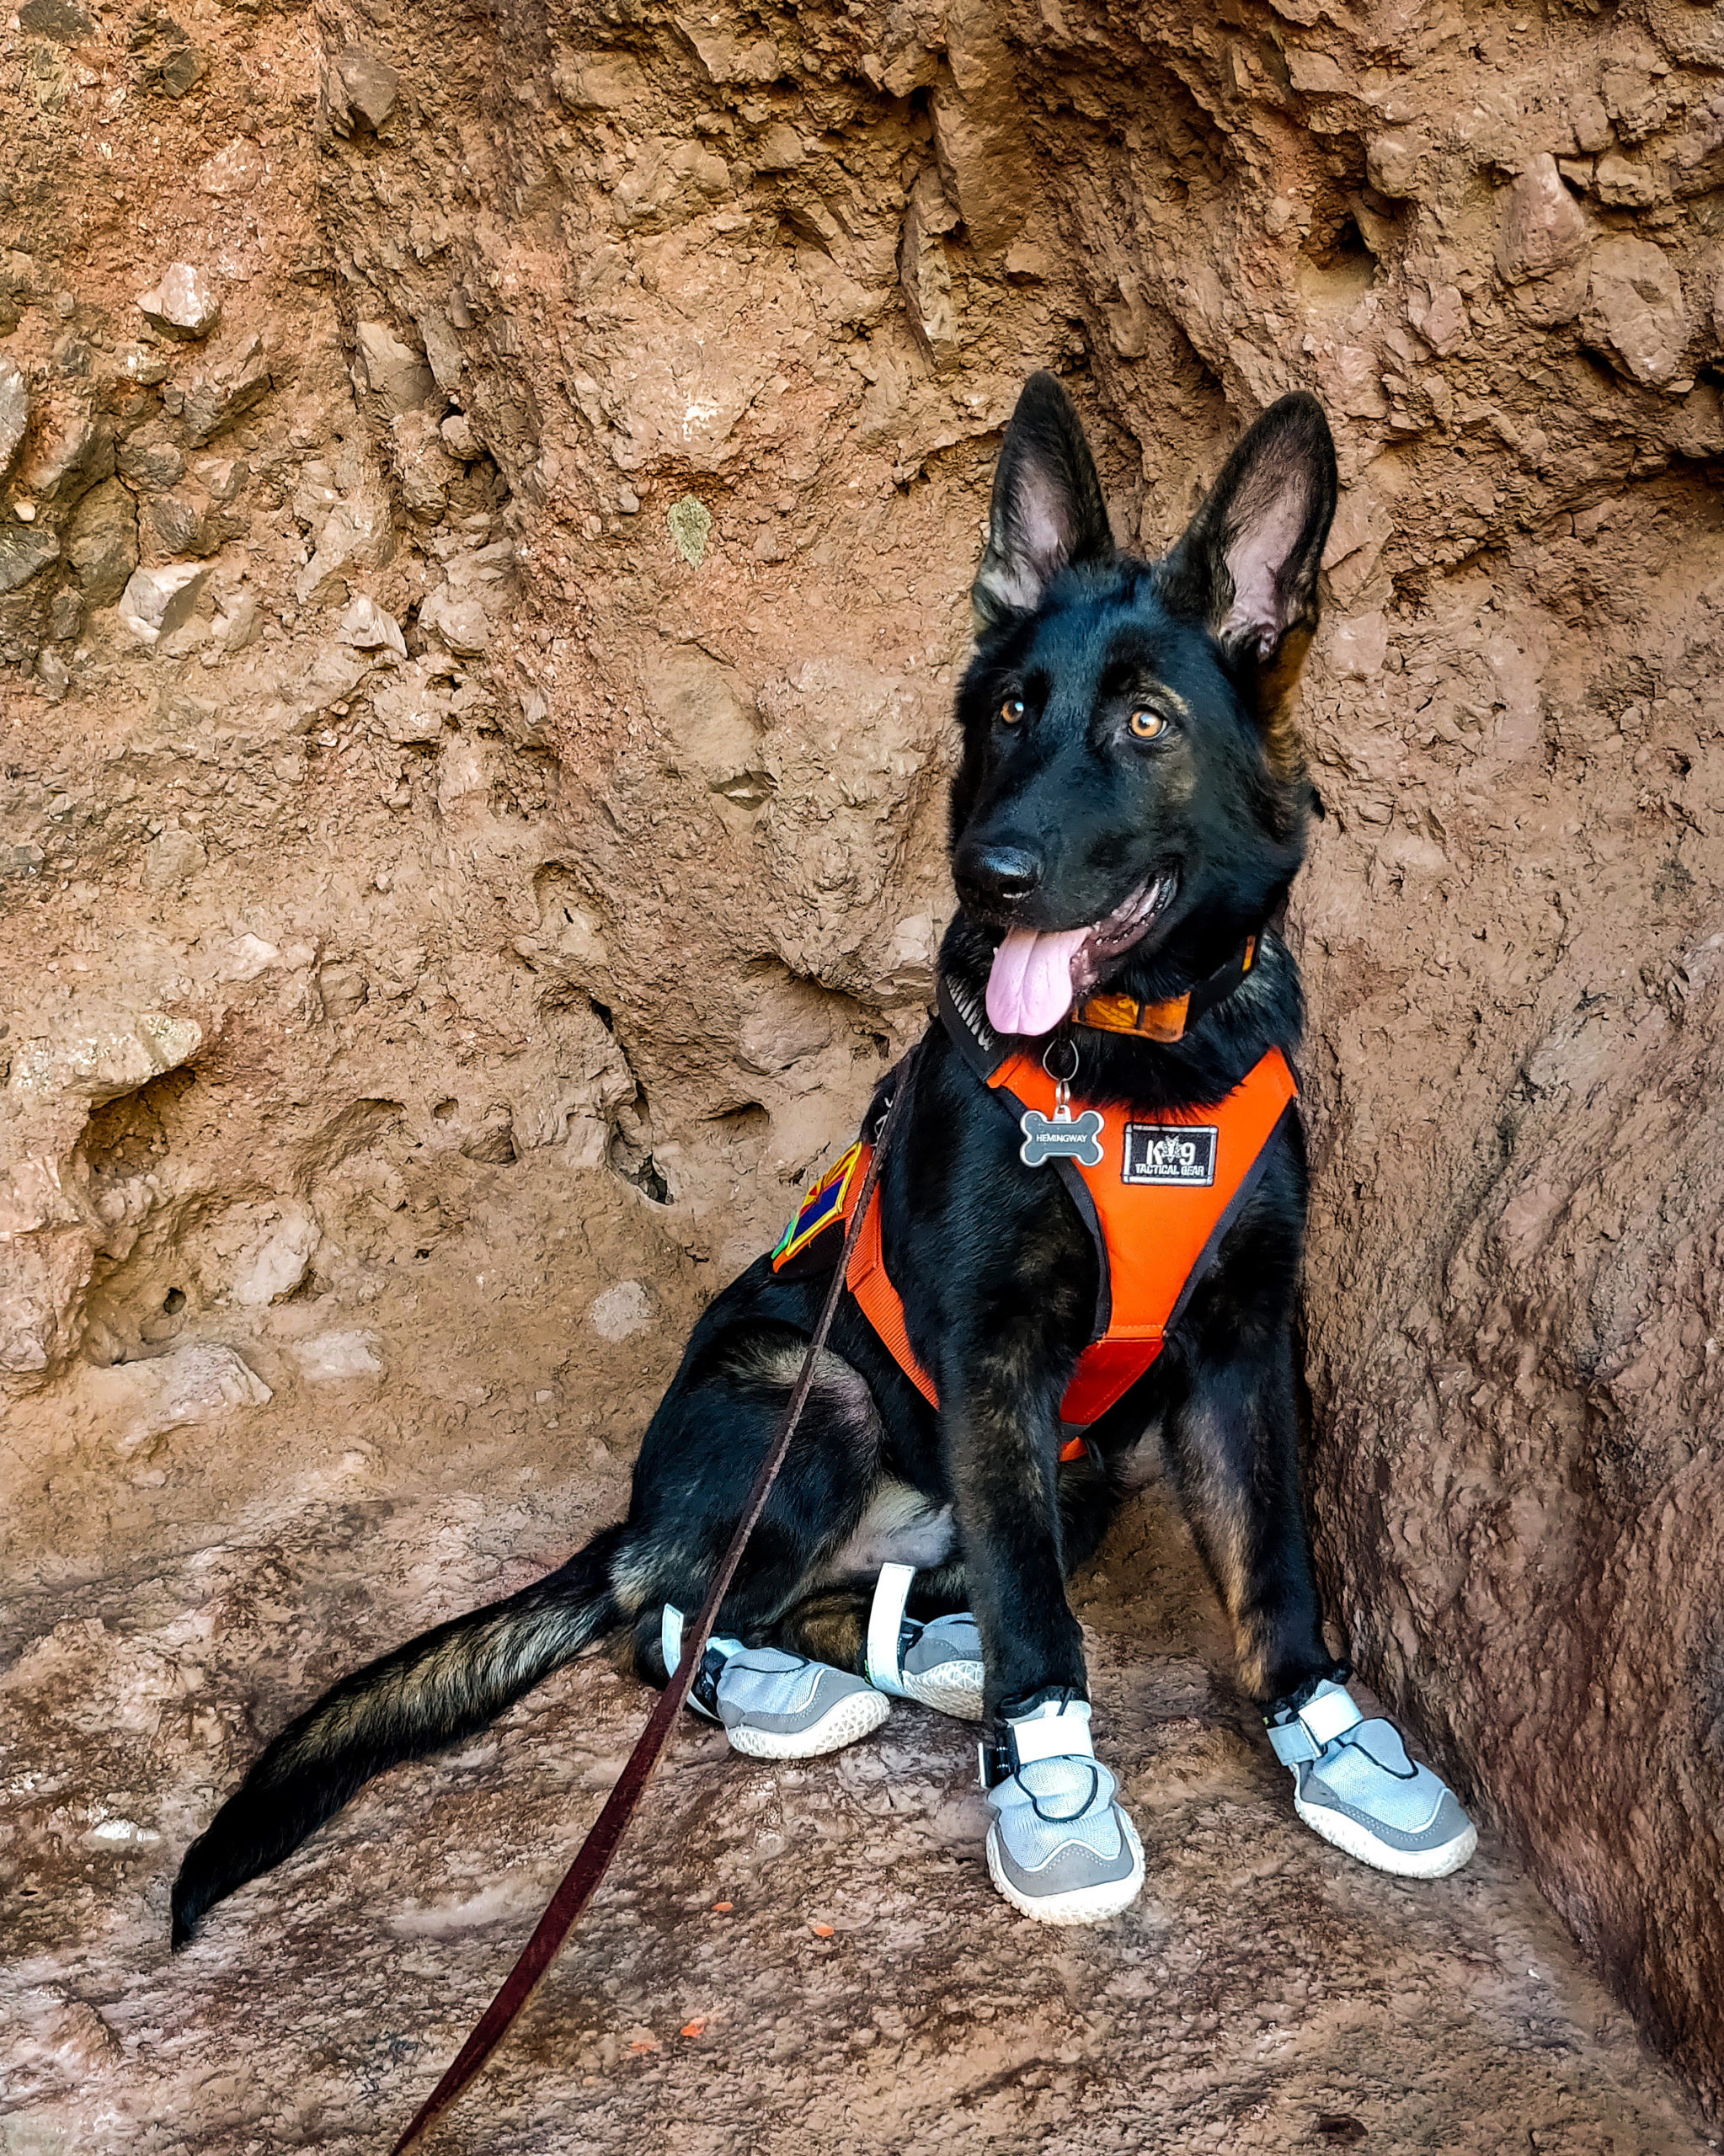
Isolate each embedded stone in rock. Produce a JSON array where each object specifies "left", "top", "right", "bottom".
[
  {"left": 211, "top": 589, "right": 259, "bottom": 652},
  {"left": 141, "top": 828, "right": 205, "bottom": 892},
  {"left": 644, "top": 645, "right": 760, "bottom": 790},
  {"left": 16, "top": 394, "right": 109, "bottom": 504},
  {"left": 1494, "top": 155, "right": 1590, "bottom": 286},
  {"left": 440, "top": 411, "right": 478, "bottom": 459},
  {"left": 1410, "top": 282, "right": 1469, "bottom": 357},
  {"left": 226, "top": 1203, "right": 319, "bottom": 1307},
  {"left": 316, "top": 963, "right": 369, "bottom": 1019},
  {"left": 0, "top": 526, "right": 58, "bottom": 595},
  {"left": 550, "top": 51, "right": 647, "bottom": 109},
  {"left": 339, "top": 592, "right": 408, "bottom": 658},
  {"left": 328, "top": 46, "right": 400, "bottom": 136},
  {"left": 117, "top": 561, "right": 209, "bottom": 645},
  {"left": 288, "top": 1329, "right": 386, "bottom": 1382},
  {"left": 1366, "top": 129, "right": 1427, "bottom": 200},
  {"left": 195, "top": 137, "right": 265, "bottom": 198},
  {"left": 371, "top": 664, "right": 449, "bottom": 744},
  {"left": 65, "top": 479, "right": 139, "bottom": 606},
  {"left": 1585, "top": 237, "right": 1690, "bottom": 388},
  {"left": 899, "top": 166, "right": 962, "bottom": 371},
  {"left": 136, "top": 17, "right": 205, "bottom": 99},
  {"left": 928, "top": 0, "right": 1033, "bottom": 254},
  {"left": 590, "top": 1281, "right": 652, "bottom": 1340},
  {"left": 753, "top": 122, "right": 806, "bottom": 173},
  {"left": 295, "top": 492, "right": 393, "bottom": 606},
  {"left": 419, "top": 312, "right": 464, "bottom": 395},
  {"left": 0, "top": 356, "right": 27, "bottom": 483},
  {"left": 681, "top": 24, "right": 779, "bottom": 83},
  {"left": 5, "top": 1011, "right": 200, "bottom": 1102},
  {"left": 136, "top": 264, "right": 222, "bottom": 342},
  {"left": 1571, "top": 92, "right": 1611, "bottom": 153},
  {"left": 170, "top": 334, "right": 272, "bottom": 447},
  {"left": 18, "top": 0, "right": 95, "bottom": 39},
  {"left": 355, "top": 321, "right": 435, "bottom": 416},
  {"left": 419, "top": 586, "right": 490, "bottom": 654},
  {"left": 1594, "top": 152, "right": 1657, "bottom": 211},
  {"left": 149, "top": 486, "right": 221, "bottom": 558},
  {"left": 86, "top": 1344, "right": 271, "bottom": 1458}
]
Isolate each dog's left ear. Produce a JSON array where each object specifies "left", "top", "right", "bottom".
[
  {"left": 972, "top": 371, "right": 1117, "bottom": 632},
  {"left": 1157, "top": 392, "right": 1337, "bottom": 755}
]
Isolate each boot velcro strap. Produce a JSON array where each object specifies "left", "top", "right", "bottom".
[
  {"left": 979, "top": 1704, "right": 1095, "bottom": 1785},
  {"left": 1266, "top": 1684, "right": 1361, "bottom": 1764},
  {"left": 864, "top": 1561, "right": 917, "bottom": 1697}
]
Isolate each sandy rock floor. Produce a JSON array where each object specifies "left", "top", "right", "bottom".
[{"left": 2, "top": 1181, "right": 1714, "bottom": 2155}]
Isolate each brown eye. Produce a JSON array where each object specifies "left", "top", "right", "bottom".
[
  {"left": 1000, "top": 696, "right": 1026, "bottom": 726},
  {"left": 1129, "top": 706, "right": 1168, "bottom": 740}
]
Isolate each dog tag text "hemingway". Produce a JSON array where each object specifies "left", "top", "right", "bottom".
[{"left": 1019, "top": 1104, "right": 1105, "bottom": 1169}]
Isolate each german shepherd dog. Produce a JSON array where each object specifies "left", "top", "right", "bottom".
[{"left": 174, "top": 374, "right": 1431, "bottom": 1945}]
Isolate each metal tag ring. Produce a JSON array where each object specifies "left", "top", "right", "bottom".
[{"left": 1041, "top": 1033, "right": 1079, "bottom": 1085}]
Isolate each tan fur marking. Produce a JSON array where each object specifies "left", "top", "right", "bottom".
[
  {"left": 1178, "top": 1405, "right": 1275, "bottom": 1699},
  {"left": 1257, "top": 621, "right": 1315, "bottom": 782}
]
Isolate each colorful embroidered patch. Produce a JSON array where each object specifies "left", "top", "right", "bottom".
[{"left": 771, "top": 1140, "right": 867, "bottom": 1273}]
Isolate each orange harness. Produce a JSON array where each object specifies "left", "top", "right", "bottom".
[{"left": 773, "top": 1015, "right": 1297, "bottom": 1446}]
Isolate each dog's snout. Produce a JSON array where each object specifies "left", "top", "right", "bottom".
[{"left": 955, "top": 842, "right": 1044, "bottom": 911}]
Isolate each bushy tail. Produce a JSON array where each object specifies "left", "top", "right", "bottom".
[{"left": 171, "top": 1523, "right": 627, "bottom": 1945}]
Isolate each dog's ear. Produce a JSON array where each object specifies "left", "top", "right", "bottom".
[
  {"left": 972, "top": 372, "right": 1116, "bottom": 632},
  {"left": 1157, "top": 392, "right": 1337, "bottom": 766}
]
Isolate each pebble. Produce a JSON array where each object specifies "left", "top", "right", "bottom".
[{"left": 136, "top": 264, "right": 222, "bottom": 342}]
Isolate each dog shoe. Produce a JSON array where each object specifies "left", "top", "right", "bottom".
[
  {"left": 662, "top": 1606, "right": 890, "bottom": 1761},
  {"left": 1266, "top": 1678, "right": 1477, "bottom": 1879},
  {"left": 979, "top": 1695, "right": 1146, "bottom": 1925},
  {"left": 865, "top": 1561, "right": 985, "bottom": 1721}
]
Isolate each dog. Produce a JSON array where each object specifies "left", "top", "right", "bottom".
[{"left": 172, "top": 374, "right": 1474, "bottom": 1943}]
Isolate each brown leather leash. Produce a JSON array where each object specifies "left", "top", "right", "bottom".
[{"left": 387, "top": 1044, "right": 921, "bottom": 2153}]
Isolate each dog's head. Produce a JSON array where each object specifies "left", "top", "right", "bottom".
[{"left": 947, "top": 374, "right": 1337, "bottom": 1039}]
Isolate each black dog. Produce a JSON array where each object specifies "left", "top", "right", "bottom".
[{"left": 173, "top": 374, "right": 1475, "bottom": 1944}]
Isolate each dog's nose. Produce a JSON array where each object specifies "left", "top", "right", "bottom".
[{"left": 955, "top": 842, "right": 1044, "bottom": 910}]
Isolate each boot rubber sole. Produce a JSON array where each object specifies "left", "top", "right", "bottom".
[
  {"left": 901, "top": 1662, "right": 985, "bottom": 1722},
  {"left": 985, "top": 1812, "right": 1146, "bottom": 1925},
  {"left": 1294, "top": 1791, "right": 1478, "bottom": 1878},
  {"left": 725, "top": 1684, "right": 891, "bottom": 1760}
]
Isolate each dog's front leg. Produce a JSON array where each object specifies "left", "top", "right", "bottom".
[
  {"left": 1163, "top": 1311, "right": 1335, "bottom": 1709},
  {"left": 1170, "top": 1293, "right": 1477, "bottom": 1880},
  {"left": 941, "top": 1310, "right": 1146, "bottom": 1924},
  {"left": 942, "top": 1332, "right": 1084, "bottom": 1723}
]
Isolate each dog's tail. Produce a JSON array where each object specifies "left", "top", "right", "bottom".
[{"left": 170, "top": 1522, "right": 629, "bottom": 1945}]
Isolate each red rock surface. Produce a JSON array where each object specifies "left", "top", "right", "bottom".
[{"left": 3, "top": 0, "right": 1724, "bottom": 2135}]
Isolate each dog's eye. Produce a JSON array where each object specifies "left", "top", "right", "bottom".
[
  {"left": 1128, "top": 706, "right": 1169, "bottom": 740},
  {"left": 1000, "top": 696, "right": 1026, "bottom": 727}
]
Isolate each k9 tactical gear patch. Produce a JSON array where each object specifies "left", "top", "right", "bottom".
[{"left": 1121, "top": 1123, "right": 1218, "bottom": 1187}]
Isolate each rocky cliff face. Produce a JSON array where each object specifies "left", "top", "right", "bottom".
[{"left": 3, "top": 0, "right": 1722, "bottom": 2118}]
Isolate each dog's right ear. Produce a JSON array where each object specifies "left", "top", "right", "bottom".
[{"left": 971, "top": 373, "right": 1116, "bottom": 632}]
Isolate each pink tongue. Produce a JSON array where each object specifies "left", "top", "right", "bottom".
[{"left": 985, "top": 924, "right": 1091, "bottom": 1038}]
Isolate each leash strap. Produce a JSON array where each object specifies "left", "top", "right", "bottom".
[{"left": 387, "top": 1045, "right": 921, "bottom": 2153}]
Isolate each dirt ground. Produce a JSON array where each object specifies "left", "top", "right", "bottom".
[{"left": 1, "top": 1157, "right": 1714, "bottom": 2153}]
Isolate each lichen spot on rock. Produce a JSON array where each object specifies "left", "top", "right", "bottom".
[{"left": 668, "top": 495, "right": 712, "bottom": 567}]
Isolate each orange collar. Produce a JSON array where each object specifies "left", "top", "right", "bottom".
[{"left": 1074, "top": 935, "right": 1258, "bottom": 1043}]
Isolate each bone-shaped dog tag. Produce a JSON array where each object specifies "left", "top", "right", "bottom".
[{"left": 1019, "top": 1104, "right": 1105, "bottom": 1169}]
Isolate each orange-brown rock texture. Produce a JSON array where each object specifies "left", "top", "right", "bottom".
[{"left": 4, "top": 0, "right": 1724, "bottom": 2144}]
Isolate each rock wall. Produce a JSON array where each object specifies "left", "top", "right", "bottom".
[{"left": 3, "top": 0, "right": 1723, "bottom": 2112}]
